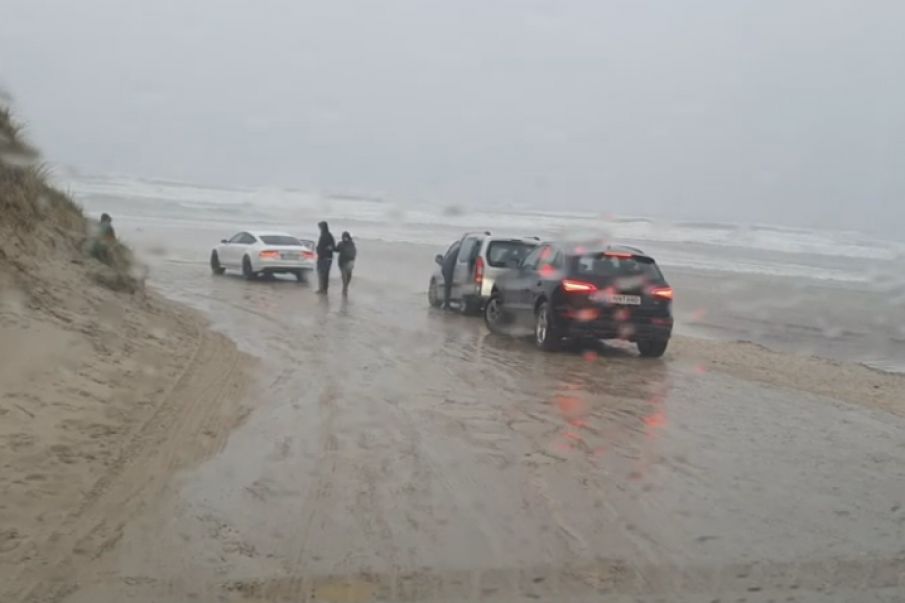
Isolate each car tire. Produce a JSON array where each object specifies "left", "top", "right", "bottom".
[
  {"left": 534, "top": 300, "right": 561, "bottom": 351},
  {"left": 484, "top": 293, "right": 510, "bottom": 333},
  {"left": 242, "top": 255, "right": 256, "bottom": 281},
  {"left": 428, "top": 278, "right": 442, "bottom": 308},
  {"left": 637, "top": 339, "right": 669, "bottom": 358},
  {"left": 210, "top": 251, "right": 225, "bottom": 275}
]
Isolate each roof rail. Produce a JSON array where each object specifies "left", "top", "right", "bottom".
[{"left": 621, "top": 245, "right": 646, "bottom": 255}]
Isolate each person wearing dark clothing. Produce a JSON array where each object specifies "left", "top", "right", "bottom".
[
  {"left": 335, "top": 231, "right": 357, "bottom": 296},
  {"left": 91, "top": 213, "right": 117, "bottom": 263},
  {"left": 316, "top": 221, "right": 336, "bottom": 293},
  {"left": 99, "top": 213, "right": 116, "bottom": 241},
  {"left": 441, "top": 240, "right": 461, "bottom": 309}
]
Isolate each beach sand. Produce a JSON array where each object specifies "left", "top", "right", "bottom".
[
  {"left": 3, "top": 107, "right": 905, "bottom": 600},
  {"left": 0, "top": 282, "right": 250, "bottom": 594},
  {"left": 3, "top": 227, "right": 905, "bottom": 602},
  {"left": 42, "top": 230, "right": 905, "bottom": 603}
]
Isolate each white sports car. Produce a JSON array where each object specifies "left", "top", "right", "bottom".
[{"left": 210, "top": 230, "right": 316, "bottom": 281}]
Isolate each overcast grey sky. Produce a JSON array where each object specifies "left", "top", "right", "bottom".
[{"left": 1, "top": 0, "right": 903, "bottom": 232}]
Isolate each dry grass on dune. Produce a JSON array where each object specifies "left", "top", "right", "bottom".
[{"left": 0, "top": 107, "right": 141, "bottom": 295}]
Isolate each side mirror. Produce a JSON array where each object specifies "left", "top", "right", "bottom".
[
  {"left": 221, "top": 239, "right": 228, "bottom": 244},
  {"left": 435, "top": 254, "right": 444, "bottom": 265}
]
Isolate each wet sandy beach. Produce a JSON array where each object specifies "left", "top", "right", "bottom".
[{"left": 16, "top": 224, "right": 898, "bottom": 603}]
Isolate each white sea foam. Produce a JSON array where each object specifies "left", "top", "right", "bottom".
[{"left": 63, "top": 175, "right": 902, "bottom": 285}]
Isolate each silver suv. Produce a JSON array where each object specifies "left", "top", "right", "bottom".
[{"left": 429, "top": 232, "right": 539, "bottom": 314}]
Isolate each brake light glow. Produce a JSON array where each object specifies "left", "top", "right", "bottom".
[
  {"left": 259, "top": 250, "right": 281, "bottom": 259},
  {"left": 302, "top": 250, "right": 315, "bottom": 260},
  {"left": 562, "top": 279, "right": 598, "bottom": 293},
  {"left": 604, "top": 251, "right": 633, "bottom": 258},
  {"left": 475, "top": 256, "right": 485, "bottom": 284},
  {"left": 651, "top": 286, "right": 674, "bottom": 300}
]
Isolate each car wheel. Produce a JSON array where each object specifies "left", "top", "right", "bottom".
[
  {"left": 535, "top": 301, "right": 561, "bottom": 351},
  {"left": 637, "top": 339, "right": 669, "bottom": 358},
  {"left": 428, "top": 278, "right": 442, "bottom": 308},
  {"left": 484, "top": 294, "right": 510, "bottom": 333},
  {"left": 242, "top": 255, "right": 256, "bottom": 280},
  {"left": 210, "top": 250, "right": 225, "bottom": 275}
]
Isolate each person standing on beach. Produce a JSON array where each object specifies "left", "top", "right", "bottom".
[
  {"left": 335, "top": 231, "right": 357, "bottom": 296},
  {"left": 441, "top": 240, "right": 461, "bottom": 309},
  {"left": 315, "top": 221, "right": 335, "bottom": 294}
]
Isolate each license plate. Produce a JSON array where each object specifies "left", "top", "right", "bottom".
[
  {"left": 591, "top": 292, "right": 641, "bottom": 305},
  {"left": 281, "top": 253, "right": 298, "bottom": 260}
]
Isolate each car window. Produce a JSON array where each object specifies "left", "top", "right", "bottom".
[
  {"left": 458, "top": 237, "right": 479, "bottom": 263},
  {"left": 538, "top": 247, "right": 560, "bottom": 268},
  {"left": 240, "top": 233, "right": 257, "bottom": 245},
  {"left": 260, "top": 235, "right": 302, "bottom": 246},
  {"left": 571, "top": 254, "right": 664, "bottom": 280},
  {"left": 486, "top": 241, "right": 537, "bottom": 268},
  {"left": 521, "top": 245, "right": 545, "bottom": 271},
  {"left": 228, "top": 232, "right": 245, "bottom": 244}
]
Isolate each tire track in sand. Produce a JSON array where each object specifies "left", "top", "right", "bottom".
[
  {"left": 269, "top": 383, "right": 341, "bottom": 603},
  {"left": 11, "top": 327, "right": 250, "bottom": 603}
]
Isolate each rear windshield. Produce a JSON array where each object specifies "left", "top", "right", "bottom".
[
  {"left": 259, "top": 235, "right": 302, "bottom": 246},
  {"left": 570, "top": 254, "right": 664, "bottom": 280},
  {"left": 486, "top": 241, "right": 537, "bottom": 267}
]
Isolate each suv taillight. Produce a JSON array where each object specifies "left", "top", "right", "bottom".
[
  {"left": 651, "top": 286, "right": 674, "bottom": 300},
  {"left": 474, "top": 256, "right": 485, "bottom": 284},
  {"left": 562, "top": 279, "right": 598, "bottom": 293}
]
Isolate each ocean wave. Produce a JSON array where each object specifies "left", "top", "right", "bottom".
[{"left": 64, "top": 174, "right": 904, "bottom": 268}]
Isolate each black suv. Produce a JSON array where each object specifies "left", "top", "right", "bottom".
[{"left": 484, "top": 243, "right": 674, "bottom": 357}]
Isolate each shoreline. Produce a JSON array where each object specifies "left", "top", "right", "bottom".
[
  {"left": 357, "top": 237, "right": 905, "bottom": 376},
  {"left": 128, "top": 227, "right": 905, "bottom": 419},
  {"left": 110, "top": 222, "right": 905, "bottom": 377}
]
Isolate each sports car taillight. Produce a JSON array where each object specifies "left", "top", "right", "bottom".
[{"left": 259, "top": 250, "right": 280, "bottom": 259}]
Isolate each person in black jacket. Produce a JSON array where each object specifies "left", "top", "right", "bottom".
[
  {"left": 441, "top": 240, "right": 461, "bottom": 309},
  {"left": 335, "top": 231, "right": 357, "bottom": 296},
  {"left": 315, "top": 221, "right": 336, "bottom": 294}
]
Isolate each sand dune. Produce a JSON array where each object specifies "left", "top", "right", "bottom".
[{"left": 0, "top": 109, "right": 251, "bottom": 601}]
